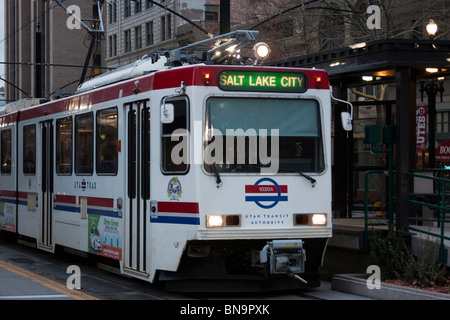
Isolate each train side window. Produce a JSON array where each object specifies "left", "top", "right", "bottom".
[
  {"left": 161, "top": 96, "right": 189, "bottom": 174},
  {"left": 1, "top": 129, "right": 12, "bottom": 175},
  {"left": 75, "top": 112, "right": 93, "bottom": 175},
  {"left": 56, "top": 116, "right": 73, "bottom": 175},
  {"left": 96, "top": 107, "right": 118, "bottom": 175},
  {"left": 23, "top": 124, "right": 36, "bottom": 175}
]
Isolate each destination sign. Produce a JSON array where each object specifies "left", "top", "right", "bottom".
[{"left": 218, "top": 70, "right": 307, "bottom": 93}]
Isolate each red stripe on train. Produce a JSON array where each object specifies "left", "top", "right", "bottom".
[{"left": 158, "top": 201, "right": 199, "bottom": 214}]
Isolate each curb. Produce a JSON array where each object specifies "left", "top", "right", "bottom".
[{"left": 331, "top": 274, "right": 450, "bottom": 300}]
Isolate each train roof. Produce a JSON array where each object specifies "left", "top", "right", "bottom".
[
  {"left": 0, "top": 98, "right": 42, "bottom": 115},
  {"left": 76, "top": 55, "right": 168, "bottom": 93},
  {"left": 0, "top": 30, "right": 262, "bottom": 119},
  {"left": 0, "top": 30, "right": 330, "bottom": 123},
  {"left": 77, "top": 30, "right": 262, "bottom": 94}
]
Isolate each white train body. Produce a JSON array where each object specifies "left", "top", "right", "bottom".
[{"left": 0, "top": 62, "right": 332, "bottom": 288}]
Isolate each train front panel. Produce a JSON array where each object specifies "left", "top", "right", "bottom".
[{"left": 148, "top": 66, "right": 332, "bottom": 285}]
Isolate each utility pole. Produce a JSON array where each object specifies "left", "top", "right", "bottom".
[
  {"left": 220, "top": 0, "right": 230, "bottom": 34},
  {"left": 55, "top": 0, "right": 105, "bottom": 85},
  {"left": 35, "top": 23, "right": 43, "bottom": 98}
]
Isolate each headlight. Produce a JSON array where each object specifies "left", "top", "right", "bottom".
[
  {"left": 253, "top": 42, "right": 270, "bottom": 60},
  {"left": 293, "top": 213, "right": 328, "bottom": 225},
  {"left": 206, "top": 215, "right": 240, "bottom": 228},
  {"left": 206, "top": 215, "right": 224, "bottom": 228},
  {"left": 311, "top": 213, "right": 327, "bottom": 225}
]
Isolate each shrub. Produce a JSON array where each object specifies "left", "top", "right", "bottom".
[
  {"left": 400, "top": 237, "right": 447, "bottom": 287},
  {"left": 368, "top": 229, "right": 407, "bottom": 280},
  {"left": 369, "top": 229, "right": 447, "bottom": 287}
]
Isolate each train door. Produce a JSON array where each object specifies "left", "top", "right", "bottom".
[
  {"left": 123, "top": 101, "right": 150, "bottom": 276},
  {"left": 39, "top": 120, "right": 54, "bottom": 251}
]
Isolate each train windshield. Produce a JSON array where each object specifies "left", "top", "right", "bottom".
[{"left": 204, "top": 97, "right": 324, "bottom": 174}]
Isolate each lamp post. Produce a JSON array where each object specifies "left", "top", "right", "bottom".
[{"left": 420, "top": 18, "right": 444, "bottom": 168}]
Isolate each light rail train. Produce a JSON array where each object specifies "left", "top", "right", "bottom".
[{"left": 0, "top": 30, "right": 351, "bottom": 290}]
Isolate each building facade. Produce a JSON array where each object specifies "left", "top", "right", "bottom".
[
  {"left": 106, "top": 0, "right": 220, "bottom": 69},
  {"left": 4, "top": 0, "right": 106, "bottom": 102},
  {"left": 0, "top": 87, "right": 4, "bottom": 107}
]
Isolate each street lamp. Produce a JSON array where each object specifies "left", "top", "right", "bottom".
[{"left": 426, "top": 19, "right": 438, "bottom": 39}]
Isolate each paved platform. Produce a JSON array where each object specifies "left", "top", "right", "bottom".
[
  {"left": 328, "top": 219, "right": 450, "bottom": 300},
  {"left": 332, "top": 273, "right": 450, "bottom": 300},
  {"left": 330, "top": 217, "right": 450, "bottom": 266}
]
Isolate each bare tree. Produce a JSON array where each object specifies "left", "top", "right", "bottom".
[{"left": 229, "top": 0, "right": 450, "bottom": 62}]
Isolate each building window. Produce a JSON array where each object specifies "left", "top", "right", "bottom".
[
  {"left": 161, "top": 16, "right": 166, "bottom": 41},
  {"left": 108, "top": 2, "right": 117, "bottom": 24},
  {"left": 23, "top": 124, "right": 36, "bottom": 175},
  {"left": 124, "top": 29, "right": 132, "bottom": 53},
  {"left": 135, "top": 26, "right": 142, "bottom": 50},
  {"left": 109, "top": 34, "right": 117, "bottom": 57},
  {"left": 124, "top": 0, "right": 132, "bottom": 18},
  {"left": 146, "top": 0, "right": 153, "bottom": 9},
  {"left": 167, "top": 14, "right": 172, "bottom": 40},
  {"left": 437, "top": 111, "right": 450, "bottom": 139},
  {"left": 205, "top": 4, "right": 219, "bottom": 22},
  {"left": 134, "top": 0, "right": 142, "bottom": 13},
  {"left": 146, "top": 22, "right": 154, "bottom": 46},
  {"left": 56, "top": 116, "right": 73, "bottom": 175},
  {"left": 75, "top": 113, "right": 93, "bottom": 175},
  {"left": 161, "top": 14, "right": 171, "bottom": 41}
]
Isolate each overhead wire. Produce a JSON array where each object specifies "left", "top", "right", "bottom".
[
  {"left": 0, "top": 0, "right": 65, "bottom": 45},
  {"left": 0, "top": 0, "right": 68, "bottom": 96}
]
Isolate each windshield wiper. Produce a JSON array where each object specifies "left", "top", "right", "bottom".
[
  {"left": 297, "top": 171, "right": 316, "bottom": 187},
  {"left": 211, "top": 163, "right": 223, "bottom": 188},
  {"left": 239, "top": 164, "right": 317, "bottom": 187},
  {"left": 278, "top": 168, "right": 316, "bottom": 187}
]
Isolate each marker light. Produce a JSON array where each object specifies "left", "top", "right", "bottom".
[
  {"left": 311, "top": 213, "right": 327, "bottom": 226},
  {"left": 253, "top": 42, "right": 270, "bottom": 60},
  {"left": 204, "top": 73, "right": 210, "bottom": 86},
  {"left": 315, "top": 76, "right": 322, "bottom": 88}
]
